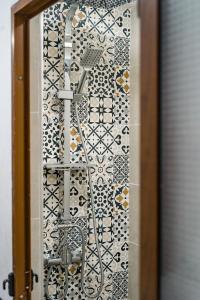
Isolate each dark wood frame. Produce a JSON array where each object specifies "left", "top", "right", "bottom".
[{"left": 11, "top": 0, "right": 159, "bottom": 299}]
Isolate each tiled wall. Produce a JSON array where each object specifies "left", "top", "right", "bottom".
[
  {"left": 42, "top": 1, "right": 138, "bottom": 299},
  {"left": 30, "top": 15, "right": 43, "bottom": 300}
]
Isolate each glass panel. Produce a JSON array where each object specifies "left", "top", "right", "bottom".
[{"left": 29, "top": 1, "right": 140, "bottom": 299}]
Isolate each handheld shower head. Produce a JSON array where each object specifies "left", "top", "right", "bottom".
[
  {"left": 76, "top": 48, "right": 103, "bottom": 95},
  {"left": 80, "top": 48, "right": 103, "bottom": 70}
]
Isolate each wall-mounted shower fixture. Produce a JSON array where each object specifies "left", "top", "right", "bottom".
[
  {"left": 44, "top": 3, "right": 104, "bottom": 299},
  {"left": 76, "top": 48, "right": 103, "bottom": 95}
]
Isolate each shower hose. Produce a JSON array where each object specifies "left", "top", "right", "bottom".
[{"left": 45, "top": 97, "right": 104, "bottom": 299}]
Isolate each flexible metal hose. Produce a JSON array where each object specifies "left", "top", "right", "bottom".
[{"left": 74, "top": 98, "right": 105, "bottom": 298}]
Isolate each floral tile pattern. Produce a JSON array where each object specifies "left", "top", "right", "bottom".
[
  {"left": 89, "top": 155, "right": 113, "bottom": 185},
  {"left": 115, "top": 66, "right": 130, "bottom": 96},
  {"left": 43, "top": 1, "right": 132, "bottom": 299},
  {"left": 114, "top": 183, "right": 129, "bottom": 211}
]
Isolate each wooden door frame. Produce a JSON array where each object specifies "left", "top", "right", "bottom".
[{"left": 11, "top": 0, "right": 159, "bottom": 299}]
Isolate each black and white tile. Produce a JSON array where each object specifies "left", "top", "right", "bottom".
[
  {"left": 113, "top": 155, "right": 129, "bottom": 184},
  {"left": 88, "top": 63, "right": 115, "bottom": 97},
  {"left": 89, "top": 96, "right": 114, "bottom": 124},
  {"left": 114, "top": 36, "right": 130, "bottom": 66},
  {"left": 112, "top": 271, "right": 128, "bottom": 299}
]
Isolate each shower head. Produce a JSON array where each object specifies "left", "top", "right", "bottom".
[
  {"left": 76, "top": 48, "right": 103, "bottom": 95},
  {"left": 80, "top": 48, "right": 103, "bottom": 70}
]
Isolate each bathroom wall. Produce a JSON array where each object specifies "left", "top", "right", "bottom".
[
  {"left": 0, "top": 1, "right": 17, "bottom": 299},
  {"left": 30, "top": 15, "right": 43, "bottom": 300},
  {"left": 42, "top": 1, "right": 138, "bottom": 299}
]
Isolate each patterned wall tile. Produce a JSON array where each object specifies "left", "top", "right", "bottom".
[
  {"left": 113, "top": 155, "right": 129, "bottom": 184},
  {"left": 43, "top": 58, "right": 63, "bottom": 92},
  {"left": 114, "top": 5, "right": 131, "bottom": 37},
  {"left": 113, "top": 241, "right": 129, "bottom": 272},
  {"left": 43, "top": 116, "right": 61, "bottom": 162},
  {"left": 43, "top": 27, "right": 61, "bottom": 59},
  {"left": 44, "top": 219, "right": 59, "bottom": 255},
  {"left": 70, "top": 170, "right": 89, "bottom": 216},
  {"left": 72, "top": 28, "right": 88, "bottom": 62},
  {"left": 114, "top": 66, "right": 130, "bottom": 96},
  {"left": 113, "top": 125, "right": 129, "bottom": 155},
  {"left": 70, "top": 126, "right": 82, "bottom": 153},
  {"left": 88, "top": 63, "right": 115, "bottom": 97},
  {"left": 42, "top": 2, "right": 132, "bottom": 299},
  {"left": 114, "top": 36, "right": 130, "bottom": 66},
  {"left": 112, "top": 211, "right": 129, "bottom": 242},
  {"left": 114, "top": 183, "right": 129, "bottom": 211},
  {"left": 96, "top": 273, "right": 113, "bottom": 300},
  {"left": 71, "top": 96, "right": 89, "bottom": 125},
  {"left": 88, "top": 216, "right": 113, "bottom": 244},
  {"left": 112, "top": 271, "right": 128, "bottom": 299},
  {"left": 43, "top": 3, "right": 66, "bottom": 26},
  {"left": 114, "top": 94, "right": 129, "bottom": 125},
  {"left": 86, "top": 123, "right": 115, "bottom": 156},
  {"left": 43, "top": 91, "right": 61, "bottom": 120},
  {"left": 72, "top": 6, "right": 87, "bottom": 28},
  {"left": 89, "top": 96, "right": 114, "bottom": 124},
  {"left": 86, "top": 7, "right": 116, "bottom": 36},
  {"left": 91, "top": 183, "right": 114, "bottom": 218},
  {"left": 89, "top": 155, "right": 113, "bottom": 185}
]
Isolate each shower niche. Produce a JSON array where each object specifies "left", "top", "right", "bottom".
[{"left": 29, "top": 0, "right": 140, "bottom": 299}]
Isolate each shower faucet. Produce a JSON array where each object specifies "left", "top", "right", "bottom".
[{"left": 45, "top": 4, "right": 104, "bottom": 299}]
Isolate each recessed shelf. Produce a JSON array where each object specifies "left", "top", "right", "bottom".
[{"left": 43, "top": 162, "right": 95, "bottom": 171}]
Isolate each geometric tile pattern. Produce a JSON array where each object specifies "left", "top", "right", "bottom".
[
  {"left": 114, "top": 94, "right": 129, "bottom": 125},
  {"left": 86, "top": 8, "right": 116, "bottom": 36},
  {"left": 112, "top": 211, "right": 129, "bottom": 242},
  {"left": 112, "top": 271, "right": 128, "bottom": 299},
  {"left": 89, "top": 155, "right": 113, "bottom": 185},
  {"left": 115, "top": 37, "right": 130, "bottom": 66},
  {"left": 88, "top": 64, "right": 115, "bottom": 97},
  {"left": 113, "top": 155, "right": 129, "bottom": 184},
  {"left": 43, "top": 1, "right": 132, "bottom": 299},
  {"left": 86, "top": 124, "right": 115, "bottom": 156},
  {"left": 89, "top": 96, "right": 114, "bottom": 124}
]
